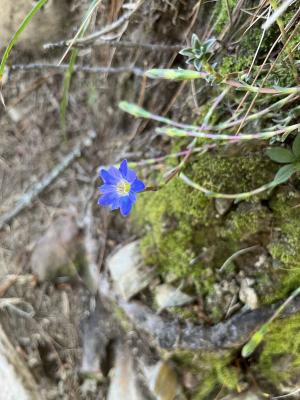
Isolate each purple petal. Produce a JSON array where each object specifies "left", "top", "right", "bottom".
[
  {"left": 98, "top": 192, "right": 118, "bottom": 206},
  {"left": 99, "top": 184, "right": 116, "bottom": 194},
  {"left": 120, "top": 196, "right": 133, "bottom": 216},
  {"left": 100, "top": 169, "right": 117, "bottom": 184},
  {"left": 126, "top": 169, "right": 137, "bottom": 183},
  {"left": 108, "top": 166, "right": 122, "bottom": 180},
  {"left": 119, "top": 160, "right": 128, "bottom": 178},
  {"left": 129, "top": 190, "right": 137, "bottom": 203},
  {"left": 111, "top": 197, "right": 120, "bottom": 210},
  {"left": 131, "top": 179, "right": 145, "bottom": 192}
]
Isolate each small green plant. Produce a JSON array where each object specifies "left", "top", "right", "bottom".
[
  {"left": 242, "top": 286, "right": 300, "bottom": 358},
  {"left": 266, "top": 132, "right": 300, "bottom": 187},
  {"left": 179, "top": 34, "right": 216, "bottom": 71}
]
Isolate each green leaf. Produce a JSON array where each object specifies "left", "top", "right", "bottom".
[
  {"left": 118, "top": 101, "right": 151, "bottom": 119},
  {"left": 242, "top": 324, "right": 268, "bottom": 358},
  {"left": 179, "top": 48, "right": 194, "bottom": 57},
  {"left": 204, "top": 38, "right": 216, "bottom": 50},
  {"left": 194, "top": 59, "right": 202, "bottom": 71},
  {"left": 191, "top": 33, "right": 201, "bottom": 49},
  {"left": 292, "top": 132, "right": 300, "bottom": 158},
  {"left": 272, "top": 164, "right": 296, "bottom": 186},
  {"left": 145, "top": 69, "right": 203, "bottom": 81},
  {"left": 266, "top": 147, "right": 295, "bottom": 163}
]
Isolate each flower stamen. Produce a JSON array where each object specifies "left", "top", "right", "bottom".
[{"left": 116, "top": 180, "right": 131, "bottom": 196}]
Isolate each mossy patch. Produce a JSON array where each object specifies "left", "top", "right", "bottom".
[
  {"left": 254, "top": 313, "right": 300, "bottom": 387},
  {"left": 265, "top": 189, "right": 300, "bottom": 303},
  {"left": 214, "top": 0, "right": 239, "bottom": 34},
  {"left": 134, "top": 149, "right": 276, "bottom": 318},
  {"left": 172, "top": 350, "right": 239, "bottom": 399}
]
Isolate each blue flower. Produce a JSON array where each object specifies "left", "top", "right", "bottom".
[{"left": 98, "top": 159, "right": 145, "bottom": 216}]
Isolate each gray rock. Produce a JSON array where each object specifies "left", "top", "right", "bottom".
[{"left": 107, "top": 241, "right": 156, "bottom": 300}]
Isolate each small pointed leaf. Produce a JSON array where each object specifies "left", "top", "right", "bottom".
[
  {"left": 292, "top": 132, "right": 300, "bottom": 158},
  {"left": 191, "top": 33, "right": 201, "bottom": 49},
  {"left": 204, "top": 38, "right": 216, "bottom": 50},
  {"left": 146, "top": 69, "right": 203, "bottom": 81},
  {"left": 194, "top": 59, "right": 202, "bottom": 71},
  {"left": 242, "top": 324, "right": 268, "bottom": 358},
  {"left": 272, "top": 164, "right": 296, "bottom": 186},
  {"left": 179, "top": 48, "right": 194, "bottom": 57},
  {"left": 266, "top": 147, "right": 295, "bottom": 163}
]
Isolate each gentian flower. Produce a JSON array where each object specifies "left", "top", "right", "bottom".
[{"left": 98, "top": 159, "right": 145, "bottom": 216}]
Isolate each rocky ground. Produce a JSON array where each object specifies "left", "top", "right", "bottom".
[{"left": 1, "top": 0, "right": 300, "bottom": 399}]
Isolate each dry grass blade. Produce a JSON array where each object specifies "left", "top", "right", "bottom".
[
  {"left": 58, "top": 0, "right": 102, "bottom": 65},
  {"left": 263, "top": 0, "right": 295, "bottom": 30}
]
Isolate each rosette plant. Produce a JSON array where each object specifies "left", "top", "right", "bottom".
[{"left": 179, "top": 34, "right": 216, "bottom": 71}]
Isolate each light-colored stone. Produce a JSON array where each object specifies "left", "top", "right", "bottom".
[
  {"left": 155, "top": 284, "right": 194, "bottom": 310},
  {"left": 142, "top": 361, "right": 178, "bottom": 400},
  {"left": 107, "top": 241, "right": 156, "bottom": 300},
  {"left": 239, "top": 278, "right": 258, "bottom": 310},
  {"left": 107, "top": 346, "right": 145, "bottom": 400},
  {"left": 0, "top": 324, "right": 40, "bottom": 400}
]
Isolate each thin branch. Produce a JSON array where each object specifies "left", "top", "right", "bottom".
[
  {"left": 52, "top": 0, "right": 145, "bottom": 50},
  {"left": 10, "top": 63, "right": 145, "bottom": 76},
  {"left": 0, "top": 130, "right": 97, "bottom": 230},
  {"left": 44, "top": 39, "right": 183, "bottom": 51}
]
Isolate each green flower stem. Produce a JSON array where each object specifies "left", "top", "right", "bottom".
[
  {"left": 164, "top": 89, "right": 229, "bottom": 182},
  {"left": 120, "top": 95, "right": 298, "bottom": 137},
  {"left": 215, "top": 93, "right": 298, "bottom": 130},
  {"left": 179, "top": 172, "right": 276, "bottom": 200},
  {"left": 0, "top": 0, "right": 48, "bottom": 82},
  {"left": 158, "top": 122, "right": 300, "bottom": 142},
  {"left": 146, "top": 68, "right": 300, "bottom": 95},
  {"left": 126, "top": 146, "right": 211, "bottom": 168}
]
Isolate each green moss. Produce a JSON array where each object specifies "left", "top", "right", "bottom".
[
  {"left": 172, "top": 350, "right": 238, "bottom": 399},
  {"left": 222, "top": 203, "right": 271, "bottom": 242},
  {"left": 264, "top": 189, "right": 300, "bottom": 303},
  {"left": 219, "top": 55, "right": 253, "bottom": 76},
  {"left": 255, "top": 313, "right": 300, "bottom": 385},
  {"left": 214, "top": 0, "right": 239, "bottom": 34},
  {"left": 135, "top": 151, "right": 275, "bottom": 313}
]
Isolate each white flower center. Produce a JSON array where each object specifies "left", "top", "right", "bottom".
[{"left": 116, "top": 180, "right": 131, "bottom": 196}]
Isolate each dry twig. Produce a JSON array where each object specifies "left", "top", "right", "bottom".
[{"left": 0, "top": 130, "right": 97, "bottom": 230}]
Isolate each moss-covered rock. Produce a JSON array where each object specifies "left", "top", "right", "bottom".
[
  {"left": 131, "top": 2, "right": 300, "bottom": 396},
  {"left": 135, "top": 149, "right": 276, "bottom": 315},
  {"left": 172, "top": 350, "right": 239, "bottom": 399},
  {"left": 134, "top": 147, "right": 300, "bottom": 395},
  {"left": 254, "top": 313, "right": 300, "bottom": 391}
]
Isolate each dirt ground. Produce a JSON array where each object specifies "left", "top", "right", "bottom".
[
  {"left": 0, "top": 1, "right": 201, "bottom": 398},
  {"left": 4, "top": 1, "right": 300, "bottom": 399}
]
